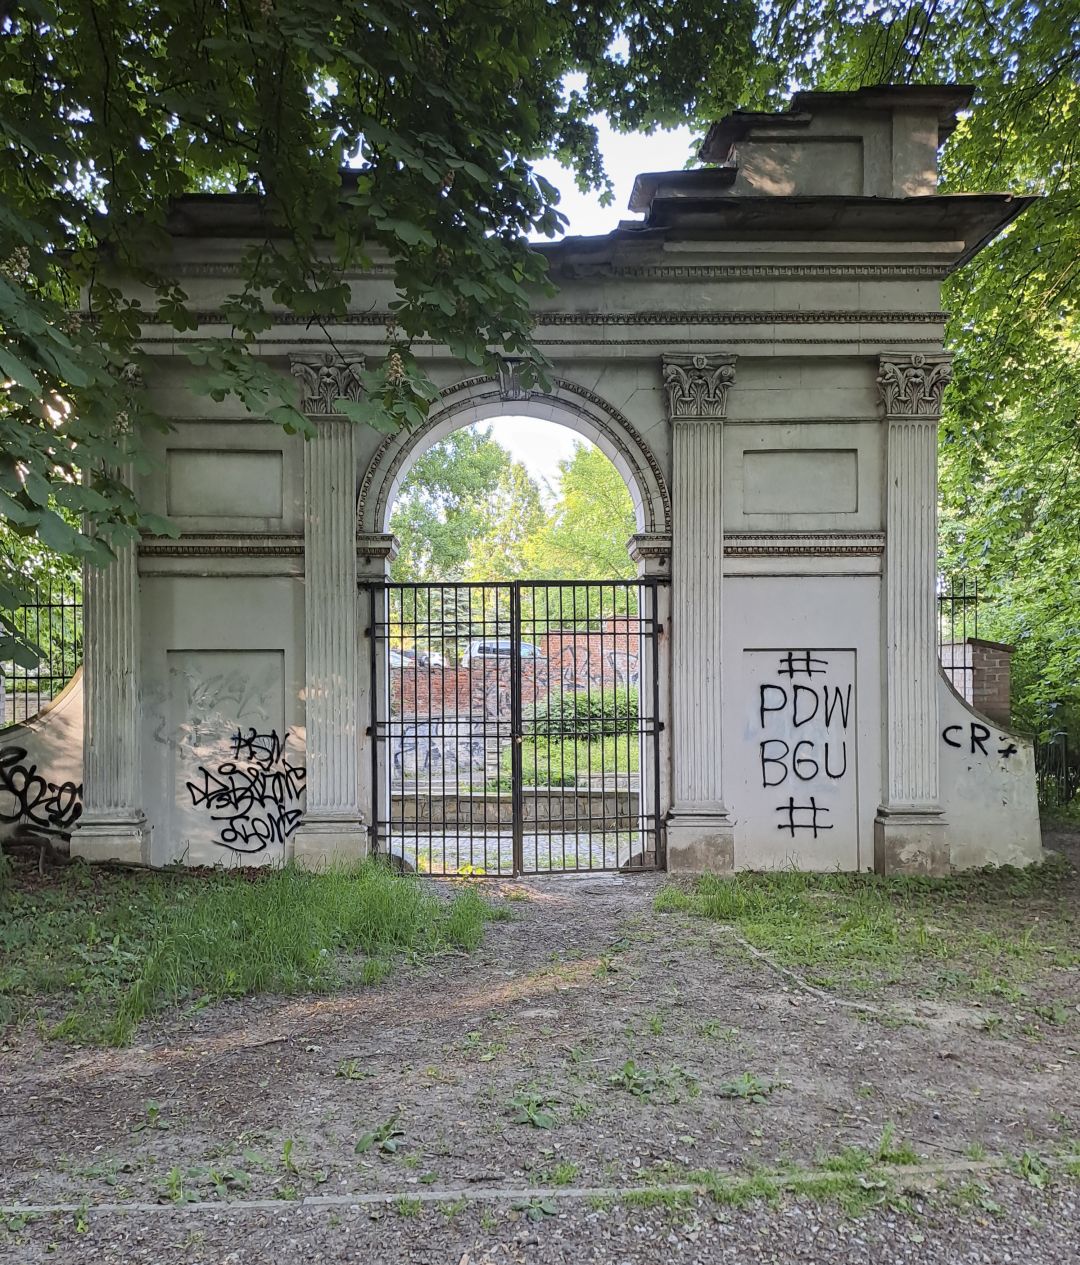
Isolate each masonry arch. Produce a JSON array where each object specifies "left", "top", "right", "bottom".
[{"left": 356, "top": 373, "right": 670, "bottom": 547}]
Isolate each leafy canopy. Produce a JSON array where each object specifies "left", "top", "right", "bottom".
[
  {"left": 752, "top": 2, "right": 1079, "bottom": 731},
  {"left": 0, "top": 0, "right": 758, "bottom": 656}
]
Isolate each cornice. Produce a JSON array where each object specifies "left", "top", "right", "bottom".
[
  {"left": 723, "top": 532, "right": 885, "bottom": 557},
  {"left": 139, "top": 534, "right": 304, "bottom": 557},
  {"left": 141, "top": 307, "right": 947, "bottom": 328}
]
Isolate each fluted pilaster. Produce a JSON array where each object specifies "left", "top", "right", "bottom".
[
  {"left": 875, "top": 353, "right": 950, "bottom": 874},
  {"left": 71, "top": 539, "right": 148, "bottom": 863},
  {"left": 293, "top": 407, "right": 366, "bottom": 865},
  {"left": 663, "top": 353, "right": 736, "bottom": 873}
]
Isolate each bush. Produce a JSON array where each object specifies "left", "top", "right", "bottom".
[{"left": 527, "top": 686, "right": 637, "bottom": 738}]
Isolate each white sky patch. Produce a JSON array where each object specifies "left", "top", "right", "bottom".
[
  {"left": 531, "top": 117, "right": 697, "bottom": 239},
  {"left": 478, "top": 416, "right": 588, "bottom": 497}
]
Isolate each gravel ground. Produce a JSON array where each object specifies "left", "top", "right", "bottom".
[{"left": 2, "top": 828, "right": 1078, "bottom": 1262}]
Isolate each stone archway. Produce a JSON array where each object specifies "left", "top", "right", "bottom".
[{"left": 356, "top": 373, "right": 671, "bottom": 549}]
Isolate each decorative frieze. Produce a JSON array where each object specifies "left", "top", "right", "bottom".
[
  {"left": 662, "top": 354, "right": 737, "bottom": 420},
  {"left": 290, "top": 352, "right": 366, "bottom": 415},
  {"left": 877, "top": 353, "right": 952, "bottom": 419}
]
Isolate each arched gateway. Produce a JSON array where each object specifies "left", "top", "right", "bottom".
[{"left": 56, "top": 86, "right": 1043, "bottom": 877}]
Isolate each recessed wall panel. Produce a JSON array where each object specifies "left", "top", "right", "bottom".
[
  {"left": 743, "top": 448, "right": 858, "bottom": 514},
  {"left": 166, "top": 449, "right": 283, "bottom": 518}
]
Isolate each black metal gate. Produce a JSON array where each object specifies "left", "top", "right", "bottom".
[{"left": 367, "top": 579, "right": 665, "bottom": 876}]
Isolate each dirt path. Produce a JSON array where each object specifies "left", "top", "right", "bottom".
[{"left": 2, "top": 855, "right": 1079, "bottom": 1262}]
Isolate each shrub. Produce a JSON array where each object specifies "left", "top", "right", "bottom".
[{"left": 527, "top": 686, "right": 637, "bottom": 738}]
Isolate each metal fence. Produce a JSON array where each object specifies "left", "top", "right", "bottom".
[
  {"left": 1036, "top": 734, "right": 1080, "bottom": 811},
  {"left": 937, "top": 575, "right": 979, "bottom": 699},
  {"left": 1, "top": 584, "right": 83, "bottom": 726}
]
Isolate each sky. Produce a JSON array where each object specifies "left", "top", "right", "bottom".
[{"left": 484, "top": 118, "right": 696, "bottom": 487}]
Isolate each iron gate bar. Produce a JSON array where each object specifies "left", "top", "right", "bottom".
[{"left": 367, "top": 577, "right": 666, "bottom": 877}]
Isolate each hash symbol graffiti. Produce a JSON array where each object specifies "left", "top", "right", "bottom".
[
  {"left": 776, "top": 651, "right": 829, "bottom": 679},
  {"left": 775, "top": 796, "right": 833, "bottom": 838},
  {"left": 186, "top": 729, "right": 306, "bottom": 855},
  {"left": 0, "top": 745, "right": 83, "bottom": 835}
]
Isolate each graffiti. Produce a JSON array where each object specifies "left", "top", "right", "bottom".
[
  {"left": 392, "top": 719, "right": 491, "bottom": 779},
  {"left": 775, "top": 795, "right": 833, "bottom": 837},
  {"left": 185, "top": 728, "right": 306, "bottom": 854},
  {"left": 0, "top": 745, "right": 83, "bottom": 834},
  {"left": 943, "top": 722, "right": 1019, "bottom": 761},
  {"left": 746, "top": 650, "right": 856, "bottom": 853}
]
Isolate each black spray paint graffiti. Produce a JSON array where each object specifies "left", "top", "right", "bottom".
[
  {"left": 942, "top": 722, "right": 1018, "bottom": 760},
  {"left": 185, "top": 728, "right": 306, "bottom": 854},
  {"left": 0, "top": 745, "right": 83, "bottom": 834},
  {"left": 756, "top": 652, "right": 853, "bottom": 838}
]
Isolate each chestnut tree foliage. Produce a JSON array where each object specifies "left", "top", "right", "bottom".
[
  {"left": 753, "top": 1, "right": 1080, "bottom": 733},
  {"left": 0, "top": 0, "right": 757, "bottom": 658}
]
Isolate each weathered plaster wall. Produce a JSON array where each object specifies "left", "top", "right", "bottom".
[
  {"left": 938, "top": 672, "right": 1043, "bottom": 870},
  {"left": 0, "top": 672, "right": 84, "bottom": 841}
]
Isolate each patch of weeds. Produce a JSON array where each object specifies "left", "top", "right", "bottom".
[
  {"left": 394, "top": 1196, "right": 422, "bottom": 1218},
  {"left": 608, "top": 1059, "right": 698, "bottom": 1103},
  {"left": 335, "top": 1057, "right": 369, "bottom": 1081},
  {"left": 479, "top": 1210, "right": 498, "bottom": 1230},
  {"left": 717, "top": 1073, "right": 779, "bottom": 1104},
  {"left": 360, "top": 958, "right": 389, "bottom": 986},
  {"left": 950, "top": 1181, "right": 1004, "bottom": 1215},
  {"left": 820, "top": 1146, "right": 872, "bottom": 1173},
  {"left": 546, "top": 1161, "right": 580, "bottom": 1186},
  {"left": 654, "top": 858, "right": 1079, "bottom": 1001},
  {"left": 570, "top": 1099, "right": 594, "bottom": 1122},
  {"left": 355, "top": 1114, "right": 405, "bottom": 1155},
  {"left": 647, "top": 1013, "right": 664, "bottom": 1035},
  {"left": 132, "top": 1099, "right": 171, "bottom": 1133},
  {"left": 1034, "top": 1001, "right": 1070, "bottom": 1026},
  {"left": 1015, "top": 1150, "right": 1050, "bottom": 1189},
  {"left": 278, "top": 1183, "right": 300, "bottom": 1200},
  {"left": 509, "top": 1090, "right": 558, "bottom": 1129},
  {"left": 281, "top": 1138, "right": 300, "bottom": 1174},
  {"left": 698, "top": 1020, "right": 739, "bottom": 1041},
  {"left": 162, "top": 1166, "right": 200, "bottom": 1204},
  {"left": 965, "top": 1142, "right": 988, "bottom": 1161},
  {"left": 438, "top": 1197, "right": 468, "bottom": 1217},
  {"left": 978, "top": 1014, "right": 1005, "bottom": 1034},
  {"left": 875, "top": 1123, "right": 919, "bottom": 1166},
  {"left": 0, "top": 860, "right": 498, "bottom": 1046},
  {"left": 512, "top": 1196, "right": 558, "bottom": 1222},
  {"left": 504, "top": 888, "right": 531, "bottom": 903}
]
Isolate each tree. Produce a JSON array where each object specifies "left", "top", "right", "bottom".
[
  {"left": 0, "top": 0, "right": 758, "bottom": 660},
  {"left": 521, "top": 443, "right": 637, "bottom": 579},
  {"left": 465, "top": 463, "right": 546, "bottom": 582},
  {"left": 747, "top": 2, "right": 1080, "bottom": 736},
  {"left": 389, "top": 428, "right": 514, "bottom": 582}
]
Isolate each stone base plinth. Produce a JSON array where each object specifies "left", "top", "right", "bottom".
[
  {"left": 292, "top": 817, "right": 369, "bottom": 870},
  {"left": 874, "top": 809, "right": 948, "bottom": 876},
  {"left": 70, "top": 816, "right": 148, "bottom": 866},
  {"left": 666, "top": 812, "right": 735, "bottom": 875}
]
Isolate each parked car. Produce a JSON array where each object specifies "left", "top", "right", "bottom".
[
  {"left": 461, "top": 639, "right": 543, "bottom": 666},
  {"left": 402, "top": 647, "right": 446, "bottom": 668}
]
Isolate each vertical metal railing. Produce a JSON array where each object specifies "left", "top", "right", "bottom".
[
  {"left": 937, "top": 574, "right": 979, "bottom": 699},
  {"left": 1, "top": 583, "right": 83, "bottom": 727},
  {"left": 367, "top": 578, "right": 666, "bottom": 876}
]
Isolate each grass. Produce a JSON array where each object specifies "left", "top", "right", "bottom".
[
  {"left": 0, "top": 858, "right": 498, "bottom": 1045},
  {"left": 655, "top": 858, "right": 1079, "bottom": 999},
  {"left": 488, "top": 735, "right": 639, "bottom": 790}
]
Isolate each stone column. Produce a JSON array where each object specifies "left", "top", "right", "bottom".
[
  {"left": 291, "top": 354, "right": 367, "bottom": 867},
  {"left": 71, "top": 539, "right": 148, "bottom": 864},
  {"left": 662, "top": 353, "right": 737, "bottom": 873},
  {"left": 874, "top": 353, "right": 951, "bottom": 874}
]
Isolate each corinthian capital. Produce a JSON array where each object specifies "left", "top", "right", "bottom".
[
  {"left": 290, "top": 352, "right": 366, "bottom": 415},
  {"left": 877, "top": 353, "right": 952, "bottom": 420},
  {"left": 662, "top": 354, "right": 736, "bottom": 420}
]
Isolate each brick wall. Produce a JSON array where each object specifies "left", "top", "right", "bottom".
[
  {"left": 391, "top": 620, "right": 640, "bottom": 719},
  {"left": 969, "top": 637, "right": 1013, "bottom": 727}
]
